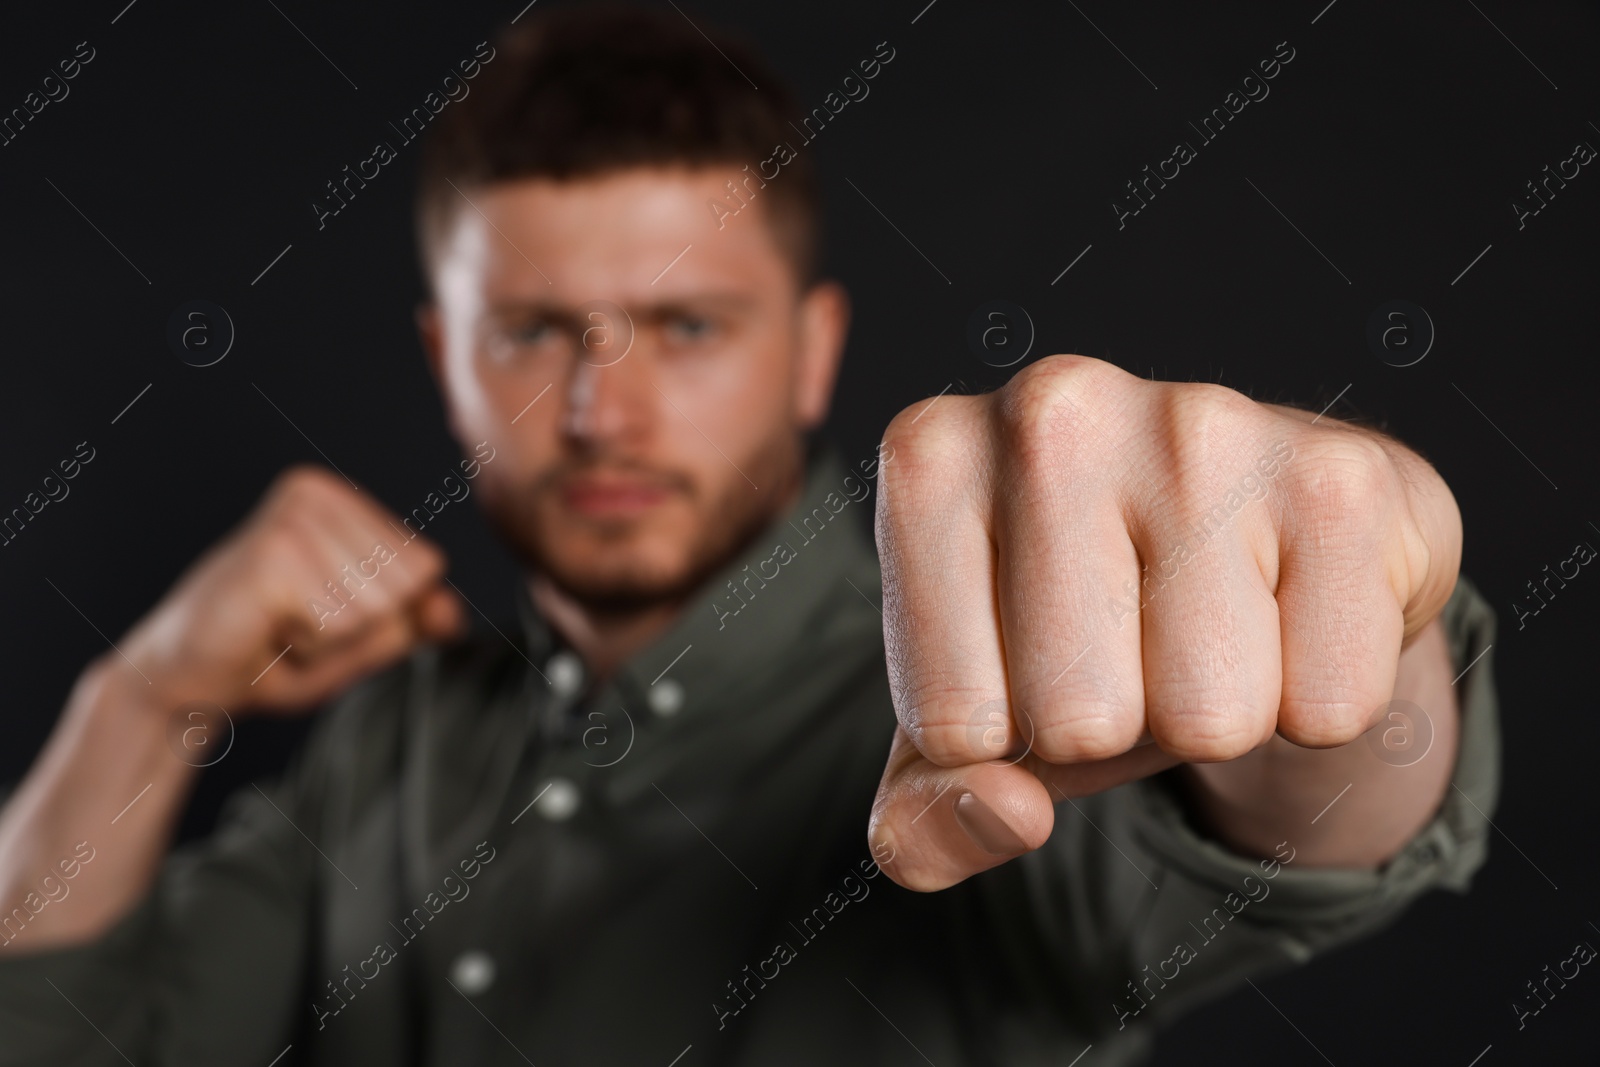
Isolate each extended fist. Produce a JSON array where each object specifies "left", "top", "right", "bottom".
[{"left": 867, "top": 355, "right": 1462, "bottom": 890}]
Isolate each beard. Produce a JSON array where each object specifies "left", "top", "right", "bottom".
[{"left": 480, "top": 433, "right": 805, "bottom": 614}]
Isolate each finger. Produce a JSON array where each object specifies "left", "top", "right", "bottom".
[
  {"left": 876, "top": 395, "right": 1011, "bottom": 766},
  {"left": 412, "top": 584, "right": 466, "bottom": 641},
  {"left": 1274, "top": 446, "right": 1406, "bottom": 745},
  {"left": 314, "top": 490, "right": 448, "bottom": 616},
  {"left": 280, "top": 483, "right": 451, "bottom": 647},
  {"left": 268, "top": 517, "right": 393, "bottom": 646},
  {"left": 1026, "top": 743, "right": 1184, "bottom": 800},
  {"left": 986, "top": 357, "right": 1153, "bottom": 763},
  {"left": 995, "top": 463, "right": 1146, "bottom": 763},
  {"left": 241, "top": 472, "right": 389, "bottom": 640},
  {"left": 868, "top": 726, "right": 1052, "bottom": 892},
  {"left": 333, "top": 516, "right": 456, "bottom": 641},
  {"left": 364, "top": 523, "right": 450, "bottom": 608},
  {"left": 869, "top": 734, "right": 1183, "bottom": 892},
  {"left": 1137, "top": 485, "right": 1281, "bottom": 763},
  {"left": 1365, "top": 434, "right": 1462, "bottom": 645},
  {"left": 309, "top": 501, "right": 409, "bottom": 617},
  {"left": 265, "top": 607, "right": 425, "bottom": 709}
]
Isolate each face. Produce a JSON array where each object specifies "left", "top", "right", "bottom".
[{"left": 420, "top": 166, "right": 847, "bottom": 609}]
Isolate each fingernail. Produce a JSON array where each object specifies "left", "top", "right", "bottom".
[{"left": 954, "top": 791, "right": 1027, "bottom": 856}]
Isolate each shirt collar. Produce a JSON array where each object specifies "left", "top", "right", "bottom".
[{"left": 513, "top": 439, "right": 887, "bottom": 715}]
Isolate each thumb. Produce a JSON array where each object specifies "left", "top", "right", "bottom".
[
  {"left": 868, "top": 725, "right": 1052, "bottom": 892},
  {"left": 411, "top": 583, "right": 467, "bottom": 642},
  {"left": 868, "top": 726, "right": 1185, "bottom": 892}
]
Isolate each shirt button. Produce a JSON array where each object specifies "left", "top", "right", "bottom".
[
  {"left": 450, "top": 950, "right": 496, "bottom": 996},
  {"left": 648, "top": 679, "right": 685, "bottom": 718},
  {"left": 537, "top": 777, "right": 581, "bottom": 821},
  {"left": 547, "top": 651, "right": 584, "bottom": 698}
]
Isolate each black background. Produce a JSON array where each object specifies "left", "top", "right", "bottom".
[{"left": 1, "top": 0, "right": 1595, "bottom": 1063}]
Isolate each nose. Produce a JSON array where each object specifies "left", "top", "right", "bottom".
[{"left": 560, "top": 349, "right": 650, "bottom": 447}]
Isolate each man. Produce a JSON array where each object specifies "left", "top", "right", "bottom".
[{"left": 0, "top": 6, "right": 1498, "bottom": 1065}]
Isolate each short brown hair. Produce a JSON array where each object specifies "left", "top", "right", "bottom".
[{"left": 415, "top": 3, "right": 820, "bottom": 290}]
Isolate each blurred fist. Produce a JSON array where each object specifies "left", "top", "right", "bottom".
[
  {"left": 868, "top": 355, "right": 1462, "bottom": 890},
  {"left": 118, "top": 466, "right": 464, "bottom": 714}
]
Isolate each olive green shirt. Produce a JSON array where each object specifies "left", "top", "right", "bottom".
[{"left": 0, "top": 444, "right": 1501, "bottom": 1067}]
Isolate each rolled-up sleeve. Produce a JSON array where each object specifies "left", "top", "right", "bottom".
[
  {"left": 952, "top": 574, "right": 1501, "bottom": 1063},
  {"left": 1119, "top": 572, "right": 1499, "bottom": 981},
  {"left": 0, "top": 667, "right": 399, "bottom": 1066}
]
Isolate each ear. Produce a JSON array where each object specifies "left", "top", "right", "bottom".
[
  {"left": 793, "top": 280, "right": 850, "bottom": 430},
  {"left": 415, "top": 302, "right": 445, "bottom": 385},
  {"left": 416, "top": 301, "right": 465, "bottom": 443}
]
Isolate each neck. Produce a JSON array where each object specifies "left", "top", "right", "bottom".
[
  {"left": 530, "top": 456, "right": 810, "bottom": 682},
  {"left": 528, "top": 581, "right": 687, "bottom": 683}
]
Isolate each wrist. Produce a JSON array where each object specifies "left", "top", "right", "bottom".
[
  {"left": 72, "top": 652, "right": 162, "bottom": 717},
  {"left": 65, "top": 656, "right": 198, "bottom": 782}
]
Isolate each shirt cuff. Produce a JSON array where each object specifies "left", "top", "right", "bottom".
[
  {"left": 0, "top": 890, "right": 159, "bottom": 1064},
  {"left": 1123, "top": 573, "right": 1501, "bottom": 960}
]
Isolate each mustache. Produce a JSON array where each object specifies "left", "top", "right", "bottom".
[{"left": 533, "top": 458, "right": 695, "bottom": 497}]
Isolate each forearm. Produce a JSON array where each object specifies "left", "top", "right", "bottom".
[
  {"left": 1176, "top": 612, "right": 1460, "bottom": 868},
  {"left": 0, "top": 655, "right": 199, "bottom": 952}
]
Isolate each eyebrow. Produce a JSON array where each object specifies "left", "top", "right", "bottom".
[{"left": 485, "top": 292, "right": 760, "bottom": 321}]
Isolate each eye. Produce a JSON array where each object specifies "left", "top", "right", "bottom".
[
  {"left": 484, "top": 317, "right": 562, "bottom": 365},
  {"left": 511, "top": 320, "right": 559, "bottom": 346},
  {"left": 663, "top": 313, "right": 716, "bottom": 345}
]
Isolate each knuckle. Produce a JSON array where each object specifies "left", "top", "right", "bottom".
[
  {"left": 993, "top": 367, "right": 1059, "bottom": 447},
  {"left": 1277, "top": 698, "right": 1372, "bottom": 747},
  {"left": 993, "top": 406, "right": 1070, "bottom": 507},
  {"left": 991, "top": 354, "right": 1122, "bottom": 454},
  {"left": 1022, "top": 352, "right": 1125, "bottom": 395},
  {"left": 1160, "top": 382, "right": 1262, "bottom": 483},
  {"left": 1289, "top": 437, "right": 1394, "bottom": 529},
  {"left": 251, "top": 513, "right": 321, "bottom": 576},
  {"left": 1029, "top": 703, "right": 1142, "bottom": 763},
  {"left": 1313, "top": 450, "right": 1387, "bottom": 513},
  {"left": 262, "top": 468, "right": 352, "bottom": 534},
  {"left": 272, "top": 463, "right": 339, "bottom": 501},
  {"left": 258, "top": 528, "right": 314, "bottom": 579},
  {"left": 408, "top": 536, "right": 447, "bottom": 576},
  {"left": 1149, "top": 697, "right": 1265, "bottom": 761},
  {"left": 891, "top": 680, "right": 998, "bottom": 765},
  {"left": 1012, "top": 672, "right": 1143, "bottom": 762},
  {"left": 883, "top": 385, "right": 949, "bottom": 438},
  {"left": 878, "top": 397, "right": 978, "bottom": 526},
  {"left": 353, "top": 569, "right": 403, "bottom": 609},
  {"left": 908, "top": 716, "right": 988, "bottom": 766},
  {"left": 1299, "top": 435, "right": 1388, "bottom": 505}
]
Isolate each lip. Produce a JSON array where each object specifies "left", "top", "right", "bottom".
[{"left": 558, "top": 477, "right": 674, "bottom": 518}]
